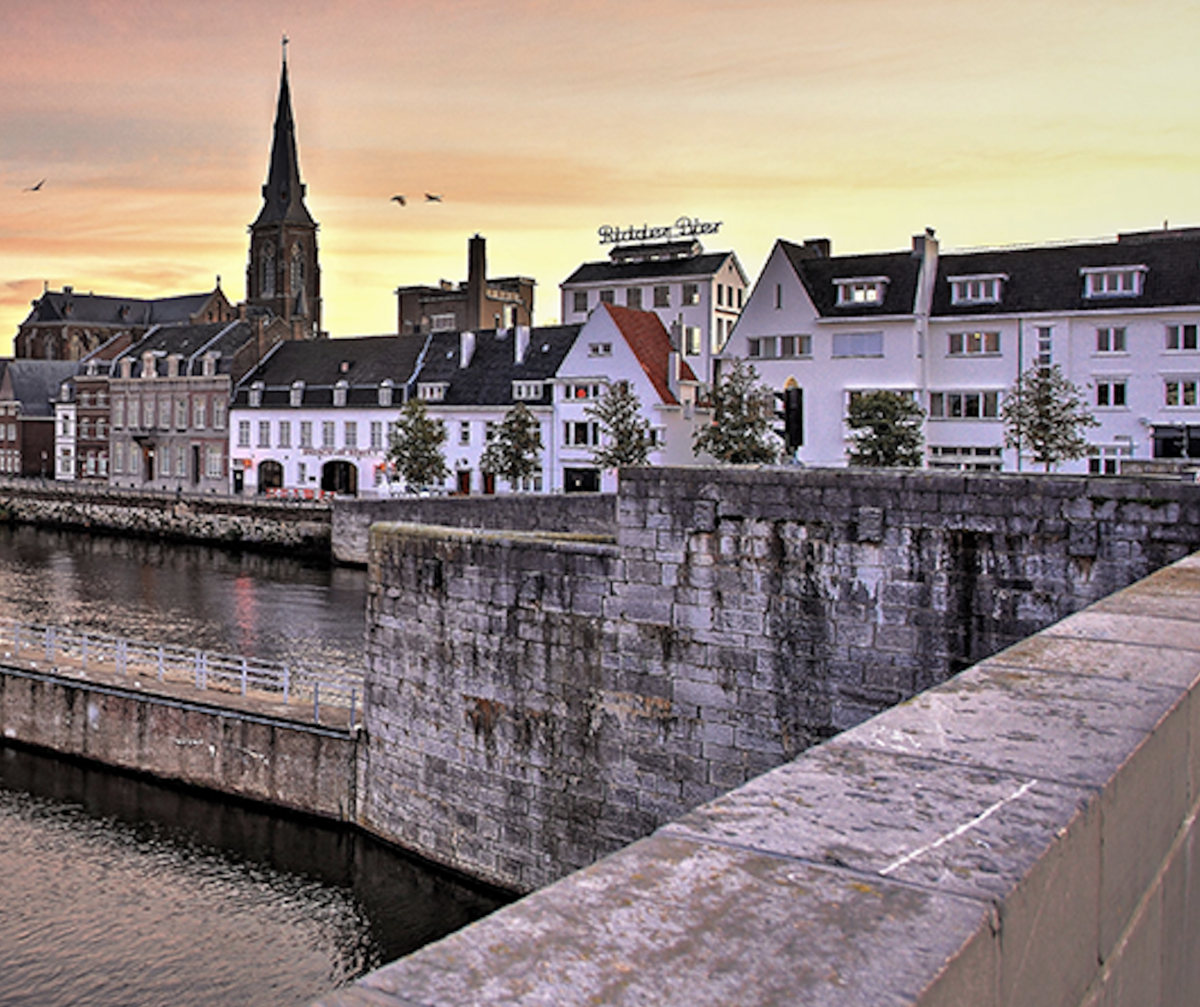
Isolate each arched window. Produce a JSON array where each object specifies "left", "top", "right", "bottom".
[
  {"left": 261, "top": 242, "right": 276, "bottom": 297},
  {"left": 291, "top": 243, "right": 304, "bottom": 292}
]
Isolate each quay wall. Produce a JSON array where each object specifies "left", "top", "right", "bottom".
[
  {"left": 324, "top": 551, "right": 1200, "bottom": 1007},
  {"left": 0, "top": 665, "right": 357, "bottom": 820},
  {"left": 361, "top": 466, "right": 1200, "bottom": 892},
  {"left": 331, "top": 493, "right": 616, "bottom": 565},
  {"left": 0, "top": 480, "right": 331, "bottom": 555}
]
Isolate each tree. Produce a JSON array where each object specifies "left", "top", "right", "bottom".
[
  {"left": 692, "top": 359, "right": 779, "bottom": 464},
  {"left": 845, "top": 390, "right": 926, "bottom": 467},
  {"left": 481, "top": 402, "right": 543, "bottom": 490},
  {"left": 387, "top": 398, "right": 448, "bottom": 492},
  {"left": 585, "top": 381, "right": 653, "bottom": 469},
  {"left": 1002, "top": 364, "right": 1100, "bottom": 471}
]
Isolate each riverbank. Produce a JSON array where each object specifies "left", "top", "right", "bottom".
[{"left": 0, "top": 479, "right": 331, "bottom": 557}]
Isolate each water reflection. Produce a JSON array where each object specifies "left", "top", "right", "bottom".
[
  {"left": 0, "top": 746, "right": 506, "bottom": 1007},
  {"left": 0, "top": 526, "right": 366, "bottom": 669}
]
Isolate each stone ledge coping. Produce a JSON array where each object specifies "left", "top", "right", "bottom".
[
  {"left": 316, "top": 552, "right": 1200, "bottom": 1007},
  {"left": 370, "top": 521, "right": 618, "bottom": 551}
]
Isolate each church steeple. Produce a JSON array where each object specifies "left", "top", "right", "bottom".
[{"left": 246, "top": 38, "right": 322, "bottom": 338}]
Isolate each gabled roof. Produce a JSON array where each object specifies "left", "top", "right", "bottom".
[
  {"left": 20, "top": 288, "right": 223, "bottom": 328},
  {"left": 231, "top": 335, "right": 427, "bottom": 407},
  {"left": 0, "top": 361, "right": 79, "bottom": 417},
  {"left": 414, "top": 325, "right": 581, "bottom": 407},
  {"left": 600, "top": 303, "right": 697, "bottom": 406},
  {"left": 562, "top": 250, "right": 742, "bottom": 286},
  {"left": 116, "top": 321, "right": 254, "bottom": 377}
]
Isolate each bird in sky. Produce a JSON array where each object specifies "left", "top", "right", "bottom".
[
  {"left": 424, "top": 193, "right": 442, "bottom": 202},
  {"left": 390, "top": 194, "right": 406, "bottom": 206},
  {"left": 23, "top": 179, "right": 45, "bottom": 192}
]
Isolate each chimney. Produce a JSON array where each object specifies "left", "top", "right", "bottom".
[
  {"left": 514, "top": 325, "right": 531, "bottom": 365},
  {"left": 460, "top": 330, "right": 476, "bottom": 368},
  {"left": 802, "top": 238, "right": 831, "bottom": 258},
  {"left": 667, "top": 350, "right": 680, "bottom": 401},
  {"left": 466, "top": 234, "right": 487, "bottom": 330},
  {"left": 913, "top": 227, "right": 939, "bottom": 317}
]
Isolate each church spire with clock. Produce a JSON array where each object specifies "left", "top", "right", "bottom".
[{"left": 246, "top": 39, "right": 322, "bottom": 338}]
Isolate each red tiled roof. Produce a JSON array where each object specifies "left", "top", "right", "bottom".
[{"left": 601, "top": 303, "right": 697, "bottom": 405}]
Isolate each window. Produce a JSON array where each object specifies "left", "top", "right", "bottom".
[
  {"left": 193, "top": 398, "right": 206, "bottom": 429},
  {"left": 832, "top": 331, "right": 884, "bottom": 358},
  {"left": 430, "top": 313, "right": 457, "bottom": 332},
  {"left": 418, "top": 383, "right": 447, "bottom": 401},
  {"left": 1082, "top": 266, "right": 1146, "bottom": 298},
  {"left": 654, "top": 286, "right": 670, "bottom": 308},
  {"left": 928, "top": 391, "right": 1001, "bottom": 419},
  {"left": 928, "top": 445, "right": 1003, "bottom": 472},
  {"left": 513, "top": 381, "right": 545, "bottom": 401},
  {"left": 370, "top": 421, "right": 383, "bottom": 450},
  {"left": 1096, "top": 327, "right": 1127, "bottom": 353},
  {"left": 1095, "top": 380, "right": 1127, "bottom": 408},
  {"left": 160, "top": 448, "right": 171, "bottom": 478},
  {"left": 459, "top": 421, "right": 471, "bottom": 446},
  {"left": 598, "top": 290, "right": 615, "bottom": 304},
  {"left": 300, "top": 421, "right": 313, "bottom": 448},
  {"left": 290, "top": 381, "right": 304, "bottom": 407},
  {"left": 113, "top": 398, "right": 125, "bottom": 428},
  {"left": 563, "top": 421, "right": 600, "bottom": 446},
  {"left": 749, "top": 335, "right": 811, "bottom": 359},
  {"left": 948, "top": 331, "right": 1000, "bottom": 355},
  {"left": 142, "top": 399, "right": 154, "bottom": 428},
  {"left": 257, "top": 420, "right": 271, "bottom": 448},
  {"left": 213, "top": 401, "right": 226, "bottom": 431},
  {"left": 344, "top": 421, "right": 357, "bottom": 449},
  {"left": 1088, "top": 444, "right": 1132, "bottom": 475},
  {"left": 572, "top": 291, "right": 588, "bottom": 313},
  {"left": 835, "top": 278, "right": 888, "bottom": 306},
  {"left": 238, "top": 420, "right": 251, "bottom": 448},
  {"left": 683, "top": 283, "right": 700, "bottom": 305},
  {"left": 1167, "top": 324, "right": 1199, "bottom": 350},
  {"left": 248, "top": 383, "right": 263, "bottom": 408},
  {"left": 1165, "top": 380, "right": 1198, "bottom": 407},
  {"left": 114, "top": 442, "right": 125, "bottom": 474},
  {"left": 378, "top": 380, "right": 394, "bottom": 407},
  {"left": 175, "top": 446, "right": 185, "bottom": 479},
  {"left": 322, "top": 421, "right": 336, "bottom": 449},
  {"left": 588, "top": 342, "right": 612, "bottom": 357},
  {"left": 949, "top": 275, "right": 1006, "bottom": 305},
  {"left": 626, "top": 287, "right": 642, "bottom": 309},
  {"left": 158, "top": 399, "right": 171, "bottom": 429},
  {"left": 205, "top": 445, "right": 223, "bottom": 480},
  {"left": 684, "top": 327, "right": 702, "bottom": 356},
  {"left": 175, "top": 398, "right": 187, "bottom": 430},
  {"left": 279, "top": 421, "right": 292, "bottom": 449},
  {"left": 774, "top": 284, "right": 783, "bottom": 309},
  {"left": 566, "top": 383, "right": 604, "bottom": 400},
  {"left": 333, "top": 380, "right": 348, "bottom": 408},
  {"left": 1036, "top": 326, "right": 1053, "bottom": 368}
]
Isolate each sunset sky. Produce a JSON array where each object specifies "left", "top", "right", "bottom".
[{"left": 2, "top": 0, "right": 1199, "bottom": 352}]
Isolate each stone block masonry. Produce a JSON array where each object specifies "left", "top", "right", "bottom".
[{"left": 361, "top": 466, "right": 1200, "bottom": 892}]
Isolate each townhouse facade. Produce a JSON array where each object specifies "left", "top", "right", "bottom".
[
  {"left": 0, "top": 361, "right": 80, "bottom": 478},
  {"left": 723, "top": 226, "right": 1200, "bottom": 472},
  {"left": 560, "top": 237, "right": 747, "bottom": 386}
]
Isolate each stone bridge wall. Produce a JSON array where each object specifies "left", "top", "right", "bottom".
[{"left": 361, "top": 467, "right": 1200, "bottom": 892}]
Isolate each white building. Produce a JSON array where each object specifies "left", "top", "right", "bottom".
[
  {"left": 723, "top": 226, "right": 1200, "bottom": 472},
  {"left": 560, "top": 238, "right": 747, "bottom": 387}
]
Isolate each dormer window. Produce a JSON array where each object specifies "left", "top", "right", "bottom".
[
  {"left": 418, "top": 382, "right": 447, "bottom": 402},
  {"left": 513, "top": 381, "right": 544, "bottom": 401},
  {"left": 1081, "top": 266, "right": 1146, "bottom": 299},
  {"left": 290, "top": 380, "right": 304, "bottom": 407},
  {"left": 835, "top": 277, "right": 888, "bottom": 306},
  {"left": 949, "top": 274, "right": 1006, "bottom": 306},
  {"left": 333, "top": 379, "right": 349, "bottom": 407},
  {"left": 378, "top": 379, "right": 394, "bottom": 407},
  {"left": 249, "top": 381, "right": 264, "bottom": 408}
]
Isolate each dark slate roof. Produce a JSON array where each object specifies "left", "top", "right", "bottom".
[
  {"left": 562, "top": 251, "right": 739, "bottom": 286},
  {"left": 118, "top": 321, "right": 254, "bottom": 376},
  {"left": 231, "top": 335, "right": 426, "bottom": 407},
  {"left": 21, "top": 289, "right": 220, "bottom": 328},
  {"left": 252, "top": 57, "right": 315, "bottom": 229},
  {"left": 415, "top": 325, "right": 581, "bottom": 407},
  {"left": 1, "top": 361, "right": 79, "bottom": 417},
  {"left": 780, "top": 240, "right": 921, "bottom": 317}
]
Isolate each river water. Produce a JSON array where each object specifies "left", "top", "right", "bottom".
[{"left": 0, "top": 525, "right": 508, "bottom": 1007}]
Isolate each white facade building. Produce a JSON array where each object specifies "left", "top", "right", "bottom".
[{"left": 724, "top": 227, "right": 1200, "bottom": 472}]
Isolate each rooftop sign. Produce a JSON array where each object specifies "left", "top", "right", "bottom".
[{"left": 598, "top": 216, "right": 722, "bottom": 245}]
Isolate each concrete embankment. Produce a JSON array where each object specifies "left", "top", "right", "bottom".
[
  {"left": 0, "top": 664, "right": 357, "bottom": 821},
  {"left": 0, "top": 480, "right": 331, "bottom": 556}
]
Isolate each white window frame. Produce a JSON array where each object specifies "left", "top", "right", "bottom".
[
  {"left": 835, "top": 277, "right": 888, "bottom": 306},
  {"left": 948, "top": 274, "right": 1007, "bottom": 306},
  {"left": 1081, "top": 266, "right": 1147, "bottom": 299}
]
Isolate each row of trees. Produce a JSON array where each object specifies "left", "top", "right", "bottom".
[{"left": 386, "top": 360, "right": 1099, "bottom": 491}]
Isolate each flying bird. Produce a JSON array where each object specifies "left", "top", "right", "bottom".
[
  {"left": 390, "top": 194, "right": 406, "bottom": 206},
  {"left": 424, "top": 193, "right": 442, "bottom": 202},
  {"left": 24, "top": 179, "right": 45, "bottom": 192}
]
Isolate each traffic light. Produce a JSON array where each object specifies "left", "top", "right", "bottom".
[{"left": 774, "top": 380, "right": 803, "bottom": 452}]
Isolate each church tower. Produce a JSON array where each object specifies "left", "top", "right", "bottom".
[{"left": 246, "top": 41, "right": 322, "bottom": 338}]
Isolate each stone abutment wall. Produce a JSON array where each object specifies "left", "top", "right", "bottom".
[{"left": 361, "top": 467, "right": 1200, "bottom": 892}]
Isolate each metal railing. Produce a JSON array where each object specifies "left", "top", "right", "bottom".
[{"left": 0, "top": 619, "right": 362, "bottom": 730}]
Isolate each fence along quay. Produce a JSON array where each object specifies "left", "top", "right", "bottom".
[{"left": 0, "top": 618, "right": 363, "bottom": 821}]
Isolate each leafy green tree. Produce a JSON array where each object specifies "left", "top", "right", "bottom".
[
  {"left": 481, "top": 402, "right": 544, "bottom": 490},
  {"left": 845, "top": 390, "right": 926, "bottom": 467},
  {"left": 1002, "top": 364, "right": 1100, "bottom": 471},
  {"left": 585, "top": 381, "right": 653, "bottom": 469},
  {"left": 387, "top": 398, "right": 448, "bottom": 492},
  {"left": 692, "top": 359, "right": 779, "bottom": 464}
]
